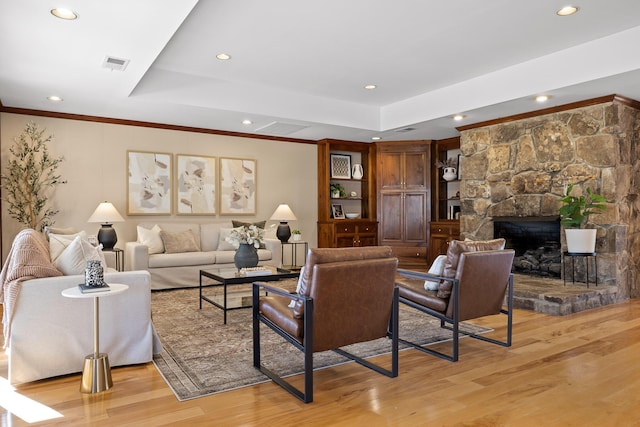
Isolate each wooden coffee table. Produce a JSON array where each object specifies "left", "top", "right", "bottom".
[{"left": 199, "top": 266, "right": 299, "bottom": 324}]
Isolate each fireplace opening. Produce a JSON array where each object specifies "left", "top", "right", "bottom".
[{"left": 493, "top": 216, "right": 561, "bottom": 278}]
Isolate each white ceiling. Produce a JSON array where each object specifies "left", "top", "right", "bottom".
[{"left": 2, "top": 0, "right": 640, "bottom": 142}]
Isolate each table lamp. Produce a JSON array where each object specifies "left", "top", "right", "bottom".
[
  {"left": 270, "top": 204, "right": 297, "bottom": 243},
  {"left": 88, "top": 201, "right": 125, "bottom": 250}
]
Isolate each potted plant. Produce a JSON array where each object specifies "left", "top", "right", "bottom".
[
  {"left": 292, "top": 229, "right": 302, "bottom": 241},
  {"left": 559, "top": 183, "right": 606, "bottom": 253},
  {"left": 0, "top": 122, "right": 67, "bottom": 231},
  {"left": 330, "top": 183, "right": 346, "bottom": 198}
]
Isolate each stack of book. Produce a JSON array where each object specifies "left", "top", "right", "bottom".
[{"left": 78, "top": 283, "right": 111, "bottom": 294}]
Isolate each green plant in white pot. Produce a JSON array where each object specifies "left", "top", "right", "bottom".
[{"left": 559, "top": 183, "right": 606, "bottom": 253}]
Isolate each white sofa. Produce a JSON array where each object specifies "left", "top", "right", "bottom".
[
  {"left": 8, "top": 270, "right": 155, "bottom": 384},
  {"left": 125, "top": 222, "right": 282, "bottom": 290}
]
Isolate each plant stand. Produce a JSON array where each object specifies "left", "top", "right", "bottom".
[{"left": 563, "top": 252, "right": 597, "bottom": 288}]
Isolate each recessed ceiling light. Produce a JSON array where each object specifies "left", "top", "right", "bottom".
[
  {"left": 51, "top": 8, "right": 78, "bottom": 20},
  {"left": 556, "top": 6, "right": 578, "bottom": 16},
  {"left": 241, "top": 119, "right": 252, "bottom": 125},
  {"left": 535, "top": 95, "right": 550, "bottom": 102},
  {"left": 216, "top": 53, "right": 231, "bottom": 60},
  {"left": 453, "top": 114, "right": 465, "bottom": 121},
  {"left": 47, "top": 95, "right": 63, "bottom": 102},
  {"left": 364, "top": 84, "right": 377, "bottom": 90},
  {"left": 371, "top": 136, "right": 381, "bottom": 140}
]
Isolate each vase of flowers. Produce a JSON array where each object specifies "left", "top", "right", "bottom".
[{"left": 226, "top": 225, "right": 264, "bottom": 270}]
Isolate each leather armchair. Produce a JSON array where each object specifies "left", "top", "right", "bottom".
[
  {"left": 253, "top": 246, "right": 399, "bottom": 403},
  {"left": 397, "top": 249, "right": 515, "bottom": 362}
]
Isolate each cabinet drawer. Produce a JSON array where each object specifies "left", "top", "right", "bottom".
[
  {"left": 358, "top": 222, "right": 377, "bottom": 233},
  {"left": 335, "top": 223, "right": 356, "bottom": 234},
  {"left": 392, "top": 246, "right": 428, "bottom": 258},
  {"left": 430, "top": 222, "right": 459, "bottom": 236}
]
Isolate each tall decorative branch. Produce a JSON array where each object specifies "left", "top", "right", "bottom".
[{"left": 0, "top": 122, "right": 67, "bottom": 231}]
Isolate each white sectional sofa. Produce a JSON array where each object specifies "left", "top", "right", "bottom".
[{"left": 125, "top": 222, "right": 282, "bottom": 290}]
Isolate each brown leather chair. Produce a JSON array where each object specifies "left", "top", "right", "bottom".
[
  {"left": 397, "top": 249, "right": 515, "bottom": 362},
  {"left": 252, "top": 246, "right": 399, "bottom": 403}
]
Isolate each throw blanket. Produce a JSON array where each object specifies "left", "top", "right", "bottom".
[{"left": 0, "top": 229, "right": 62, "bottom": 348}]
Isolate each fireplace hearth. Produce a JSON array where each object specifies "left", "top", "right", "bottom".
[{"left": 494, "top": 217, "right": 561, "bottom": 278}]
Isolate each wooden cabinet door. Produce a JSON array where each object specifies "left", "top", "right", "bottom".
[
  {"left": 404, "top": 152, "right": 428, "bottom": 189},
  {"left": 336, "top": 235, "right": 355, "bottom": 247},
  {"left": 428, "top": 234, "right": 452, "bottom": 264},
  {"left": 404, "top": 192, "right": 427, "bottom": 242},
  {"left": 379, "top": 193, "right": 403, "bottom": 243},
  {"left": 378, "top": 152, "right": 403, "bottom": 190}
]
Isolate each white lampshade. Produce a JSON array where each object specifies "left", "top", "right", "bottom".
[
  {"left": 270, "top": 204, "right": 297, "bottom": 221},
  {"left": 88, "top": 202, "right": 125, "bottom": 224}
]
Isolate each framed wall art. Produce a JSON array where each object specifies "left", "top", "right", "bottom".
[
  {"left": 175, "top": 154, "right": 216, "bottom": 215},
  {"left": 331, "top": 204, "right": 345, "bottom": 219},
  {"left": 330, "top": 154, "right": 351, "bottom": 179},
  {"left": 219, "top": 157, "right": 256, "bottom": 215},
  {"left": 127, "top": 150, "right": 172, "bottom": 215}
]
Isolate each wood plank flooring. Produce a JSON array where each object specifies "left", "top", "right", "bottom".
[{"left": 2, "top": 299, "right": 640, "bottom": 426}]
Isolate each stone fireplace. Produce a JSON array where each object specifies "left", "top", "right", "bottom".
[{"left": 457, "top": 96, "right": 640, "bottom": 300}]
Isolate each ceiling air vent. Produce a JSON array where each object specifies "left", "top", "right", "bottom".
[
  {"left": 255, "top": 121, "right": 309, "bottom": 136},
  {"left": 102, "top": 55, "right": 130, "bottom": 71},
  {"left": 395, "top": 127, "right": 416, "bottom": 133}
]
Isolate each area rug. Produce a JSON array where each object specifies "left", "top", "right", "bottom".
[{"left": 151, "top": 283, "right": 491, "bottom": 401}]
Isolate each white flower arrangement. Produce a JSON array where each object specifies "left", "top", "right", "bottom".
[{"left": 225, "top": 225, "right": 264, "bottom": 249}]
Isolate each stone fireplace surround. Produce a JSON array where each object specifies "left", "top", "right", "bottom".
[{"left": 457, "top": 95, "right": 640, "bottom": 302}]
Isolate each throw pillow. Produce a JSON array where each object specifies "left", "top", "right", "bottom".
[
  {"left": 424, "top": 255, "right": 447, "bottom": 291},
  {"left": 49, "top": 231, "right": 87, "bottom": 262},
  {"left": 438, "top": 238, "right": 506, "bottom": 298},
  {"left": 217, "top": 227, "right": 243, "bottom": 251},
  {"left": 137, "top": 224, "right": 164, "bottom": 254},
  {"left": 288, "top": 267, "right": 305, "bottom": 308},
  {"left": 159, "top": 229, "right": 200, "bottom": 254},
  {"left": 54, "top": 235, "right": 106, "bottom": 275},
  {"left": 231, "top": 220, "right": 267, "bottom": 248},
  {"left": 43, "top": 226, "right": 78, "bottom": 241}
]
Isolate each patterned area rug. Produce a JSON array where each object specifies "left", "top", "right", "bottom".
[{"left": 151, "top": 281, "right": 490, "bottom": 401}]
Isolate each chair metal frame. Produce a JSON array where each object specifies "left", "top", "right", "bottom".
[
  {"left": 253, "top": 282, "right": 399, "bottom": 403},
  {"left": 397, "top": 267, "right": 514, "bottom": 362}
]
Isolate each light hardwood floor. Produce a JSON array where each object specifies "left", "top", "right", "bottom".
[{"left": 2, "top": 299, "right": 640, "bottom": 426}]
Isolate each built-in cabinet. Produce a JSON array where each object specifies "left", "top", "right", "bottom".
[
  {"left": 317, "top": 139, "right": 377, "bottom": 248},
  {"left": 429, "top": 137, "right": 461, "bottom": 263},
  {"left": 428, "top": 220, "right": 460, "bottom": 265},
  {"left": 376, "top": 141, "right": 430, "bottom": 268}
]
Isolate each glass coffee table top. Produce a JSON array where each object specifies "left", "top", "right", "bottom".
[
  {"left": 199, "top": 265, "right": 300, "bottom": 324},
  {"left": 200, "top": 265, "right": 298, "bottom": 282}
]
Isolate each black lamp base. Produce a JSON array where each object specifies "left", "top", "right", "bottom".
[
  {"left": 276, "top": 222, "right": 291, "bottom": 243},
  {"left": 97, "top": 224, "right": 117, "bottom": 250}
]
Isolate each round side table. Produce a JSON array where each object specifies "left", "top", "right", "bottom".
[{"left": 61, "top": 283, "right": 128, "bottom": 393}]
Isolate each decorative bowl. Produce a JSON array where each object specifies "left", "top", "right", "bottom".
[{"left": 345, "top": 213, "right": 359, "bottom": 219}]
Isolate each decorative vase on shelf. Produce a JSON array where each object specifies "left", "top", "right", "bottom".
[
  {"left": 352, "top": 164, "right": 364, "bottom": 180},
  {"left": 234, "top": 243, "right": 259, "bottom": 270},
  {"left": 442, "top": 167, "right": 457, "bottom": 181}
]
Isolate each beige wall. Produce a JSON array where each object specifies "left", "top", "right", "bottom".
[{"left": 1, "top": 113, "right": 318, "bottom": 260}]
